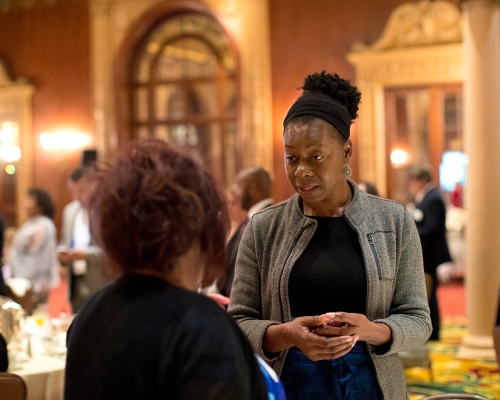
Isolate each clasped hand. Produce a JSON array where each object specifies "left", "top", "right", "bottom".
[
  {"left": 283, "top": 314, "right": 358, "bottom": 362},
  {"left": 284, "top": 312, "right": 391, "bottom": 362},
  {"left": 318, "top": 312, "right": 391, "bottom": 348}
]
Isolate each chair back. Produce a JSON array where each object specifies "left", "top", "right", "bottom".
[
  {"left": 0, "top": 372, "right": 27, "bottom": 400},
  {"left": 420, "top": 394, "right": 490, "bottom": 400}
]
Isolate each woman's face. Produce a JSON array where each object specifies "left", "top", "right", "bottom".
[
  {"left": 24, "top": 195, "right": 40, "bottom": 218},
  {"left": 284, "top": 119, "right": 351, "bottom": 211}
]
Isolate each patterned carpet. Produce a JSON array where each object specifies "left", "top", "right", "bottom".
[{"left": 406, "top": 316, "right": 500, "bottom": 400}]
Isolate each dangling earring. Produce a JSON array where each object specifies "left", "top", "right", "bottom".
[{"left": 342, "top": 163, "right": 352, "bottom": 178}]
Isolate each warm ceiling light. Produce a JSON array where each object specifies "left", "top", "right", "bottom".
[
  {"left": 0, "top": 121, "right": 19, "bottom": 144},
  {"left": 390, "top": 149, "right": 409, "bottom": 166},
  {"left": 40, "top": 130, "right": 93, "bottom": 151},
  {"left": 0, "top": 145, "right": 21, "bottom": 162}
]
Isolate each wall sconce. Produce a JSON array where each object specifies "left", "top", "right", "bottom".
[
  {"left": 390, "top": 149, "right": 409, "bottom": 167},
  {"left": 0, "top": 121, "right": 21, "bottom": 162},
  {"left": 39, "top": 130, "right": 93, "bottom": 152}
]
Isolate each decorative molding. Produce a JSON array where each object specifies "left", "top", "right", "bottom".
[
  {"left": 352, "top": 0, "right": 462, "bottom": 52},
  {"left": 347, "top": 0, "right": 463, "bottom": 196},
  {"left": 350, "top": 44, "right": 463, "bottom": 86}
]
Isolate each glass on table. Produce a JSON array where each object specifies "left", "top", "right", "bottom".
[{"left": 31, "top": 303, "right": 50, "bottom": 338}]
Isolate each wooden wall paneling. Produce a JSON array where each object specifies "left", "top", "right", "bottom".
[{"left": 0, "top": 1, "right": 92, "bottom": 233}]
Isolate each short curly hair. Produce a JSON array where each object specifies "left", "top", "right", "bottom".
[
  {"left": 87, "top": 139, "right": 230, "bottom": 286},
  {"left": 285, "top": 71, "right": 361, "bottom": 140}
]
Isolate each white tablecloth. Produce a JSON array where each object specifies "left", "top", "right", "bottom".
[{"left": 8, "top": 321, "right": 66, "bottom": 400}]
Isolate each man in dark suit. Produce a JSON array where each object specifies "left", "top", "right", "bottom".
[{"left": 409, "top": 166, "right": 452, "bottom": 341}]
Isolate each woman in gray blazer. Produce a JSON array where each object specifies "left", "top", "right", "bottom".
[{"left": 228, "top": 71, "right": 431, "bottom": 399}]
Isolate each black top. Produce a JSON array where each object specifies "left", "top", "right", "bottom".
[
  {"left": 64, "top": 273, "right": 267, "bottom": 400},
  {"left": 289, "top": 216, "right": 367, "bottom": 317}
]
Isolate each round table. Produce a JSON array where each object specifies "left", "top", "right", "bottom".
[{"left": 8, "top": 320, "right": 66, "bottom": 400}]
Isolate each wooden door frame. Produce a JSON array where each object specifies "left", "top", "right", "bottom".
[{"left": 384, "top": 84, "right": 463, "bottom": 201}]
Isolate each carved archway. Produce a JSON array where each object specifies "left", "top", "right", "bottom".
[
  {"left": 347, "top": 0, "right": 463, "bottom": 197},
  {"left": 91, "top": 0, "right": 274, "bottom": 176}
]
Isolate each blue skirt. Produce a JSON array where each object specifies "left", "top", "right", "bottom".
[{"left": 280, "top": 342, "right": 383, "bottom": 400}]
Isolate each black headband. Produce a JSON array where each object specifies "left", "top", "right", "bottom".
[{"left": 283, "top": 99, "right": 352, "bottom": 139}]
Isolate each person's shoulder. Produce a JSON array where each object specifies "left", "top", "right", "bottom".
[
  {"left": 251, "top": 195, "right": 298, "bottom": 223},
  {"left": 358, "top": 189, "right": 406, "bottom": 214},
  {"left": 180, "top": 290, "right": 232, "bottom": 319},
  {"left": 425, "top": 186, "right": 446, "bottom": 202},
  {"left": 40, "top": 215, "right": 56, "bottom": 229},
  {"left": 170, "top": 291, "right": 246, "bottom": 344},
  {"left": 62, "top": 200, "right": 81, "bottom": 215}
]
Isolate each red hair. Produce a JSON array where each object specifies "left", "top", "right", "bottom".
[{"left": 88, "top": 139, "right": 229, "bottom": 286}]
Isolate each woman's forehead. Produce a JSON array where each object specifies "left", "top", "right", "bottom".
[{"left": 285, "top": 122, "right": 339, "bottom": 147}]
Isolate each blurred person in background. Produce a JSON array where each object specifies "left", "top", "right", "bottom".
[
  {"left": 357, "top": 181, "right": 380, "bottom": 197},
  {"left": 8, "top": 188, "right": 59, "bottom": 307},
  {"left": 213, "top": 167, "right": 273, "bottom": 298},
  {"left": 64, "top": 139, "right": 268, "bottom": 400},
  {"left": 450, "top": 181, "right": 463, "bottom": 208},
  {"left": 216, "top": 185, "right": 248, "bottom": 297},
  {"left": 236, "top": 166, "right": 273, "bottom": 219},
  {"left": 408, "top": 166, "right": 452, "bottom": 341},
  {"left": 59, "top": 167, "right": 110, "bottom": 313}
]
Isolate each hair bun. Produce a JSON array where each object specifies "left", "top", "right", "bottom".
[{"left": 301, "top": 71, "right": 361, "bottom": 120}]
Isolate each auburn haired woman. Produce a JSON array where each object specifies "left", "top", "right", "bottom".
[{"left": 64, "top": 139, "right": 267, "bottom": 400}]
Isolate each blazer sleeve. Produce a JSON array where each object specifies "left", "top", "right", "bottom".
[
  {"left": 227, "top": 218, "right": 282, "bottom": 362},
  {"left": 372, "top": 208, "right": 432, "bottom": 355}
]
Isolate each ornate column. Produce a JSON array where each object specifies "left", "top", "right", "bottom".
[{"left": 458, "top": 0, "right": 500, "bottom": 360}]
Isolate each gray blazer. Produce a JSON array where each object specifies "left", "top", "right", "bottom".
[{"left": 228, "top": 181, "right": 431, "bottom": 399}]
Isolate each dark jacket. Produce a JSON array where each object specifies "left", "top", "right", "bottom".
[
  {"left": 414, "top": 186, "right": 452, "bottom": 275},
  {"left": 217, "top": 220, "right": 248, "bottom": 297},
  {"left": 65, "top": 274, "right": 268, "bottom": 400}
]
